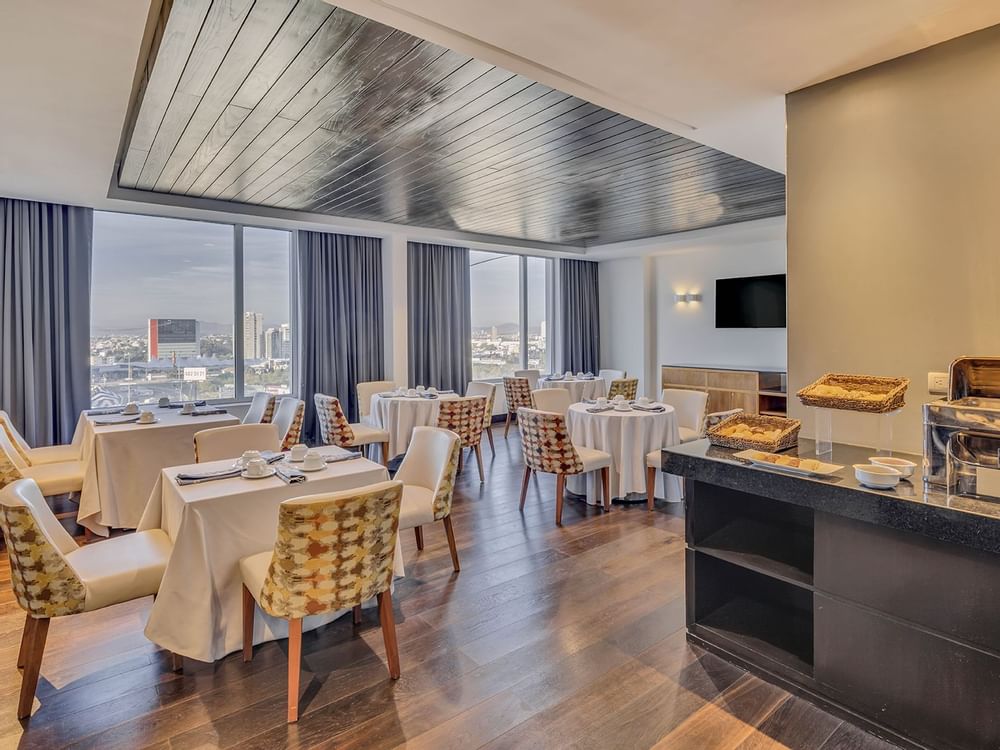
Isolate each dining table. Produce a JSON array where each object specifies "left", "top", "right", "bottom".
[
  {"left": 364, "top": 390, "right": 461, "bottom": 461},
  {"left": 138, "top": 447, "right": 398, "bottom": 662},
  {"left": 75, "top": 406, "right": 239, "bottom": 536},
  {"left": 539, "top": 376, "right": 607, "bottom": 403},
  {"left": 565, "top": 401, "right": 684, "bottom": 503}
]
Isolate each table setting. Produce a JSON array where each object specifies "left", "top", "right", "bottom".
[
  {"left": 365, "top": 386, "right": 461, "bottom": 459},
  {"left": 541, "top": 372, "right": 607, "bottom": 403}
]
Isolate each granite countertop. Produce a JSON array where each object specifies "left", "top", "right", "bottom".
[{"left": 661, "top": 438, "right": 1000, "bottom": 555}]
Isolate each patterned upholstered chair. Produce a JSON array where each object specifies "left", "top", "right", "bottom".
[
  {"left": 394, "top": 427, "right": 462, "bottom": 569},
  {"left": 531, "top": 387, "right": 571, "bottom": 417},
  {"left": 0, "top": 427, "right": 84, "bottom": 497},
  {"left": 313, "top": 394, "right": 390, "bottom": 467},
  {"left": 465, "top": 381, "right": 497, "bottom": 455},
  {"left": 243, "top": 392, "right": 276, "bottom": 425},
  {"left": 0, "top": 411, "right": 80, "bottom": 465},
  {"left": 514, "top": 369, "right": 541, "bottom": 391},
  {"left": 356, "top": 380, "right": 396, "bottom": 420},
  {"left": 0, "top": 479, "right": 172, "bottom": 718},
  {"left": 516, "top": 407, "right": 613, "bottom": 525},
  {"left": 436, "top": 396, "right": 487, "bottom": 482},
  {"left": 194, "top": 424, "right": 280, "bottom": 463},
  {"left": 608, "top": 378, "right": 639, "bottom": 401},
  {"left": 239, "top": 480, "right": 404, "bottom": 723},
  {"left": 271, "top": 397, "right": 305, "bottom": 451},
  {"left": 502, "top": 376, "right": 533, "bottom": 438}
]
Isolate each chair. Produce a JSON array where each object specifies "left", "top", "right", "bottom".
[
  {"left": 356, "top": 380, "right": 396, "bottom": 420},
  {"left": 531, "top": 387, "right": 571, "bottom": 416},
  {"left": 516, "top": 407, "right": 612, "bottom": 525},
  {"left": 514, "top": 369, "right": 541, "bottom": 390},
  {"left": 394, "top": 427, "right": 461, "bottom": 569},
  {"left": 0, "top": 428, "right": 84, "bottom": 497},
  {"left": 465, "top": 381, "right": 497, "bottom": 455},
  {"left": 243, "top": 392, "right": 276, "bottom": 425},
  {"left": 239, "top": 480, "right": 403, "bottom": 723},
  {"left": 436, "top": 397, "right": 487, "bottom": 482},
  {"left": 598, "top": 369, "right": 626, "bottom": 389},
  {"left": 645, "top": 389, "right": 712, "bottom": 510},
  {"left": 313, "top": 394, "right": 390, "bottom": 467},
  {"left": 271, "top": 397, "right": 305, "bottom": 451},
  {"left": 0, "top": 479, "right": 172, "bottom": 718},
  {"left": 194, "top": 424, "right": 280, "bottom": 463},
  {"left": 608, "top": 378, "right": 639, "bottom": 400},
  {"left": 502, "top": 377, "right": 533, "bottom": 438},
  {"left": 0, "top": 410, "right": 80, "bottom": 465}
]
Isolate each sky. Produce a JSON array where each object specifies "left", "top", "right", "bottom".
[{"left": 469, "top": 250, "right": 548, "bottom": 330}]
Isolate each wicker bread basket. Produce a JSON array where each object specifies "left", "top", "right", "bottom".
[
  {"left": 707, "top": 413, "right": 801, "bottom": 452},
  {"left": 796, "top": 373, "right": 909, "bottom": 414}
]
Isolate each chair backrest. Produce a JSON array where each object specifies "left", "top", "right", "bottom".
[
  {"left": 258, "top": 480, "right": 403, "bottom": 619},
  {"left": 502, "top": 377, "right": 533, "bottom": 413},
  {"left": 0, "top": 479, "right": 85, "bottom": 617},
  {"left": 465, "top": 381, "right": 496, "bottom": 429},
  {"left": 243, "top": 392, "right": 276, "bottom": 425},
  {"left": 598, "top": 369, "right": 625, "bottom": 388},
  {"left": 394, "top": 427, "right": 461, "bottom": 519},
  {"left": 660, "top": 389, "right": 710, "bottom": 435},
  {"left": 272, "top": 397, "right": 305, "bottom": 450},
  {"left": 436, "top": 397, "right": 486, "bottom": 448},
  {"left": 516, "top": 407, "right": 584, "bottom": 476},
  {"left": 0, "top": 411, "right": 32, "bottom": 464},
  {"left": 608, "top": 378, "right": 639, "bottom": 400},
  {"left": 313, "top": 394, "right": 355, "bottom": 447},
  {"left": 357, "top": 380, "right": 396, "bottom": 419},
  {"left": 0, "top": 420, "right": 29, "bottom": 473},
  {"left": 194, "top": 424, "right": 280, "bottom": 463},
  {"left": 514, "top": 369, "right": 541, "bottom": 390},
  {"left": 531, "top": 388, "right": 571, "bottom": 416}
]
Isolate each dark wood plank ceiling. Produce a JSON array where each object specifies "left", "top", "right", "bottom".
[{"left": 118, "top": 0, "right": 786, "bottom": 247}]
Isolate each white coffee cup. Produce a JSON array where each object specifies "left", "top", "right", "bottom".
[
  {"left": 240, "top": 450, "right": 261, "bottom": 467},
  {"left": 302, "top": 450, "right": 325, "bottom": 470},
  {"left": 416, "top": 385, "right": 426, "bottom": 393},
  {"left": 158, "top": 397, "right": 170, "bottom": 408},
  {"left": 613, "top": 394, "right": 625, "bottom": 403},
  {"left": 123, "top": 402, "right": 139, "bottom": 415},
  {"left": 596, "top": 397, "right": 609, "bottom": 407},
  {"left": 289, "top": 443, "right": 308, "bottom": 461},
  {"left": 138, "top": 410, "right": 155, "bottom": 423},
  {"left": 427, "top": 386, "right": 438, "bottom": 395},
  {"left": 637, "top": 396, "right": 651, "bottom": 406},
  {"left": 564, "top": 371, "right": 572, "bottom": 379},
  {"left": 180, "top": 402, "right": 194, "bottom": 414},
  {"left": 246, "top": 458, "right": 267, "bottom": 477},
  {"left": 395, "top": 386, "right": 406, "bottom": 396},
  {"left": 577, "top": 372, "right": 585, "bottom": 378},
  {"left": 407, "top": 388, "right": 418, "bottom": 397}
]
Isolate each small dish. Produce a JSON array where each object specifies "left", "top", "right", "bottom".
[
  {"left": 241, "top": 467, "right": 277, "bottom": 480},
  {"left": 299, "top": 463, "right": 326, "bottom": 473},
  {"left": 854, "top": 463, "right": 901, "bottom": 489},
  {"left": 868, "top": 456, "right": 916, "bottom": 478},
  {"left": 613, "top": 404, "right": 631, "bottom": 412}
]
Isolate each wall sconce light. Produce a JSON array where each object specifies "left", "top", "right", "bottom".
[{"left": 674, "top": 292, "right": 702, "bottom": 304}]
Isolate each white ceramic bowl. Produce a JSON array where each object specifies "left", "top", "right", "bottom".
[
  {"left": 868, "top": 456, "right": 916, "bottom": 478},
  {"left": 854, "top": 463, "right": 902, "bottom": 489}
]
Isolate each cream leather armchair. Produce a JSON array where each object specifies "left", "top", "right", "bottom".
[
  {"left": 194, "top": 423, "right": 281, "bottom": 463},
  {"left": 0, "top": 411, "right": 80, "bottom": 465}
]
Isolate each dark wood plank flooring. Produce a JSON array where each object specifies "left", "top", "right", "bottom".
[{"left": 0, "top": 426, "right": 898, "bottom": 749}]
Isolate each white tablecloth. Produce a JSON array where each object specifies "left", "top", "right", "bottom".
[
  {"left": 75, "top": 408, "right": 239, "bottom": 536},
  {"left": 138, "top": 451, "right": 398, "bottom": 662},
  {"left": 364, "top": 393, "right": 460, "bottom": 459},
  {"left": 565, "top": 402, "right": 683, "bottom": 504},
  {"left": 539, "top": 377, "right": 607, "bottom": 403}
]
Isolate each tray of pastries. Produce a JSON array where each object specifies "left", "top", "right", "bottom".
[
  {"left": 796, "top": 373, "right": 909, "bottom": 414},
  {"left": 707, "top": 413, "right": 801, "bottom": 452},
  {"left": 734, "top": 449, "right": 843, "bottom": 477}
]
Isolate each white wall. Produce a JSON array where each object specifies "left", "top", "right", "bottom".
[{"left": 598, "top": 257, "right": 650, "bottom": 394}]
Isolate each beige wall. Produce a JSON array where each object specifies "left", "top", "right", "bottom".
[{"left": 787, "top": 24, "right": 1000, "bottom": 453}]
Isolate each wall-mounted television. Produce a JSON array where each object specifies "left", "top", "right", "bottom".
[{"left": 715, "top": 274, "right": 786, "bottom": 328}]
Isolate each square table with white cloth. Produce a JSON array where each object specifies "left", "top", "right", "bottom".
[
  {"left": 565, "top": 402, "right": 683, "bottom": 503},
  {"left": 364, "top": 392, "right": 460, "bottom": 460},
  {"left": 75, "top": 408, "right": 239, "bottom": 536},
  {"left": 138, "top": 450, "right": 399, "bottom": 662},
  {"left": 539, "top": 376, "right": 607, "bottom": 403}
]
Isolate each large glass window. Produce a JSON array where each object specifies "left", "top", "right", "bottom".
[
  {"left": 89, "top": 212, "right": 292, "bottom": 407},
  {"left": 526, "top": 256, "right": 549, "bottom": 372},
  {"left": 243, "top": 227, "right": 292, "bottom": 397}
]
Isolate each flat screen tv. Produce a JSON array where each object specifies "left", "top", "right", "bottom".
[{"left": 715, "top": 274, "right": 786, "bottom": 328}]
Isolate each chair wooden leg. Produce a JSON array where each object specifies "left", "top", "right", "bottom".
[
  {"left": 171, "top": 652, "right": 184, "bottom": 673},
  {"left": 474, "top": 444, "right": 485, "bottom": 482},
  {"left": 519, "top": 466, "right": 532, "bottom": 511},
  {"left": 504, "top": 411, "right": 512, "bottom": 438},
  {"left": 17, "top": 614, "right": 34, "bottom": 670},
  {"left": 555, "top": 474, "right": 566, "bottom": 526},
  {"left": 443, "top": 516, "right": 460, "bottom": 572},
  {"left": 380, "top": 442, "right": 389, "bottom": 468},
  {"left": 458, "top": 447, "right": 464, "bottom": 472},
  {"left": 242, "top": 585, "right": 255, "bottom": 663},
  {"left": 17, "top": 617, "right": 49, "bottom": 720},
  {"left": 486, "top": 427, "right": 495, "bottom": 455},
  {"left": 414, "top": 526, "right": 424, "bottom": 550},
  {"left": 287, "top": 618, "right": 302, "bottom": 723},
  {"left": 353, "top": 604, "right": 363, "bottom": 626},
  {"left": 646, "top": 466, "right": 656, "bottom": 511},
  {"left": 602, "top": 467, "right": 611, "bottom": 512},
  {"left": 377, "top": 590, "right": 401, "bottom": 679}
]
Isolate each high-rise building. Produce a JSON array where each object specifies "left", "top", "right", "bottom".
[
  {"left": 147, "top": 319, "right": 199, "bottom": 361},
  {"left": 243, "top": 312, "right": 264, "bottom": 360},
  {"left": 264, "top": 326, "right": 281, "bottom": 360},
  {"left": 279, "top": 322, "right": 291, "bottom": 359}
]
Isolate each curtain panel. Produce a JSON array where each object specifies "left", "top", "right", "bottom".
[
  {"left": 0, "top": 197, "right": 92, "bottom": 446},
  {"left": 295, "top": 230, "right": 383, "bottom": 438},
  {"left": 407, "top": 242, "right": 472, "bottom": 393},
  {"left": 559, "top": 258, "right": 601, "bottom": 374}
]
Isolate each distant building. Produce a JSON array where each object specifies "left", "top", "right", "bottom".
[
  {"left": 148, "top": 318, "right": 199, "bottom": 361},
  {"left": 243, "top": 312, "right": 264, "bottom": 359},
  {"left": 279, "top": 323, "right": 291, "bottom": 359}
]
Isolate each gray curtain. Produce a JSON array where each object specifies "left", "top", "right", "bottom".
[
  {"left": 560, "top": 258, "right": 601, "bottom": 373},
  {"left": 1, "top": 198, "right": 92, "bottom": 446},
  {"left": 407, "top": 242, "right": 471, "bottom": 393},
  {"left": 295, "top": 230, "right": 383, "bottom": 439}
]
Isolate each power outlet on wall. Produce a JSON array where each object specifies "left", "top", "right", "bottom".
[{"left": 927, "top": 372, "right": 949, "bottom": 395}]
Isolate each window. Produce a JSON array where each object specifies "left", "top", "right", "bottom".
[
  {"left": 469, "top": 250, "right": 552, "bottom": 380},
  {"left": 242, "top": 227, "right": 292, "bottom": 397},
  {"left": 89, "top": 212, "right": 292, "bottom": 407}
]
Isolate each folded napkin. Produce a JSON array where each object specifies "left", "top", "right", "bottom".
[
  {"left": 420, "top": 393, "right": 439, "bottom": 399},
  {"left": 438, "top": 389, "right": 456, "bottom": 395},
  {"left": 586, "top": 406, "right": 615, "bottom": 414},
  {"left": 275, "top": 467, "right": 306, "bottom": 484},
  {"left": 323, "top": 451, "right": 364, "bottom": 464},
  {"left": 175, "top": 467, "right": 242, "bottom": 486},
  {"left": 632, "top": 404, "right": 666, "bottom": 413},
  {"left": 377, "top": 391, "right": 397, "bottom": 398},
  {"left": 161, "top": 400, "right": 207, "bottom": 409},
  {"left": 87, "top": 407, "right": 124, "bottom": 416},
  {"left": 93, "top": 416, "right": 140, "bottom": 426},
  {"left": 190, "top": 408, "right": 229, "bottom": 416}
]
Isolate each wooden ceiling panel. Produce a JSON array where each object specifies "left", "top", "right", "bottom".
[{"left": 118, "top": 0, "right": 785, "bottom": 246}]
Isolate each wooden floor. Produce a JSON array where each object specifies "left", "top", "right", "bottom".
[{"left": 0, "top": 426, "right": 899, "bottom": 750}]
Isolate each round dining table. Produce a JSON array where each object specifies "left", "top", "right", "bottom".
[
  {"left": 539, "top": 376, "right": 607, "bottom": 403},
  {"left": 364, "top": 391, "right": 461, "bottom": 460},
  {"left": 565, "top": 401, "right": 683, "bottom": 503}
]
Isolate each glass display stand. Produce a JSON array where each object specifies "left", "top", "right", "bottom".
[
  {"left": 875, "top": 408, "right": 903, "bottom": 456},
  {"left": 814, "top": 408, "right": 833, "bottom": 457}
]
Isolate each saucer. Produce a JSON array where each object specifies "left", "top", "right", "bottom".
[
  {"left": 300, "top": 463, "right": 326, "bottom": 473},
  {"left": 241, "top": 467, "right": 277, "bottom": 480},
  {"left": 286, "top": 456, "right": 306, "bottom": 463},
  {"left": 136, "top": 418, "right": 159, "bottom": 425}
]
